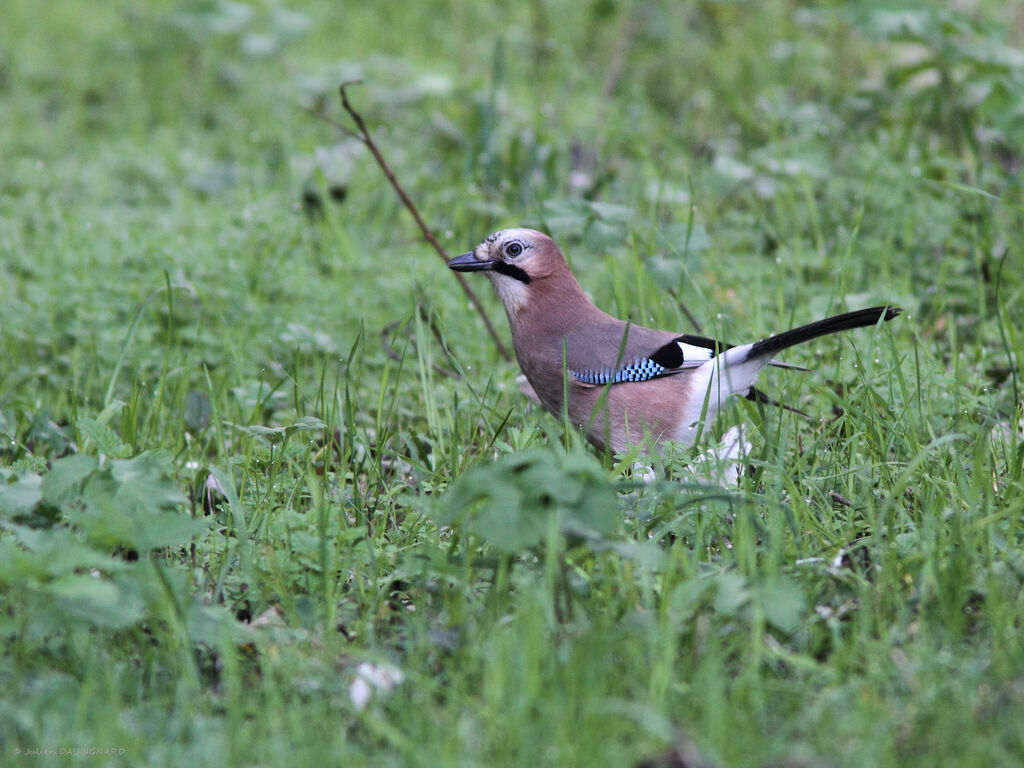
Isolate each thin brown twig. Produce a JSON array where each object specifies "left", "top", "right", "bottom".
[
  {"left": 829, "top": 490, "right": 854, "bottom": 508},
  {"left": 298, "top": 102, "right": 361, "bottom": 141},
  {"left": 332, "top": 81, "right": 513, "bottom": 361},
  {"left": 667, "top": 287, "right": 703, "bottom": 333}
]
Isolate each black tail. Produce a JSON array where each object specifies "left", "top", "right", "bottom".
[{"left": 749, "top": 306, "right": 901, "bottom": 359}]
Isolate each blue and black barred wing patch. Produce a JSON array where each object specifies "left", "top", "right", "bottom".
[{"left": 570, "top": 356, "right": 668, "bottom": 385}]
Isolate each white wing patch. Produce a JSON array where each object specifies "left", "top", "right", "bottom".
[{"left": 676, "top": 340, "right": 716, "bottom": 363}]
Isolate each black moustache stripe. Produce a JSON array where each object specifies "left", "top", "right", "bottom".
[{"left": 492, "top": 261, "right": 532, "bottom": 284}]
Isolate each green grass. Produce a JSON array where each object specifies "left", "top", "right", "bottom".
[{"left": 2, "top": 1, "right": 1023, "bottom": 766}]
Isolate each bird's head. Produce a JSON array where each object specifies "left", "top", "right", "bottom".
[{"left": 447, "top": 228, "right": 572, "bottom": 315}]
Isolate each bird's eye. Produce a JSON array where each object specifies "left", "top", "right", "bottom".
[{"left": 505, "top": 241, "right": 524, "bottom": 258}]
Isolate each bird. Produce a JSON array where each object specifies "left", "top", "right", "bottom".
[{"left": 448, "top": 228, "right": 900, "bottom": 453}]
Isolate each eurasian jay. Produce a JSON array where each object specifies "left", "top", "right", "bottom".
[{"left": 448, "top": 228, "right": 900, "bottom": 453}]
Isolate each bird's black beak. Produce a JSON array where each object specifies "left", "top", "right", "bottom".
[{"left": 447, "top": 252, "right": 495, "bottom": 272}]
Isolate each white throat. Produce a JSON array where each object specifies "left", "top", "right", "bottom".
[{"left": 488, "top": 273, "right": 530, "bottom": 315}]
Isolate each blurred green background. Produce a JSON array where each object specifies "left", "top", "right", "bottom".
[{"left": 2, "top": 1, "right": 1023, "bottom": 766}]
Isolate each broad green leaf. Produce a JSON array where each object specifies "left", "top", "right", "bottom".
[
  {"left": 188, "top": 602, "right": 254, "bottom": 646},
  {"left": 540, "top": 198, "right": 590, "bottom": 237},
  {"left": 96, "top": 399, "right": 127, "bottom": 426},
  {"left": 133, "top": 511, "right": 209, "bottom": 550},
  {"left": 713, "top": 571, "right": 750, "bottom": 616},
  {"left": 42, "top": 454, "right": 98, "bottom": 505},
  {"left": 436, "top": 447, "right": 619, "bottom": 554},
  {"left": 238, "top": 424, "right": 287, "bottom": 438},
  {"left": 51, "top": 452, "right": 201, "bottom": 551},
  {"left": 756, "top": 578, "right": 806, "bottom": 634},
  {"left": 669, "top": 578, "right": 715, "bottom": 621},
  {"left": 0, "top": 526, "right": 127, "bottom": 582},
  {"left": 287, "top": 416, "right": 327, "bottom": 433},
  {"left": 110, "top": 452, "right": 188, "bottom": 510},
  {"left": 46, "top": 574, "right": 145, "bottom": 629},
  {"left": 236, "top": 416, "right": 325, "bottom": 443},
  {"left": 0, "top": 469, "right": 43, "bottom": 518},
  {"left": 25, "top": 410, "right": 73, "bottom": 456},
  {"left": 587, "top": 201, "right": 632, "bottom": 222},
  {"left": 78, "top": 417, "right": 128, "bottom": 457}
]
